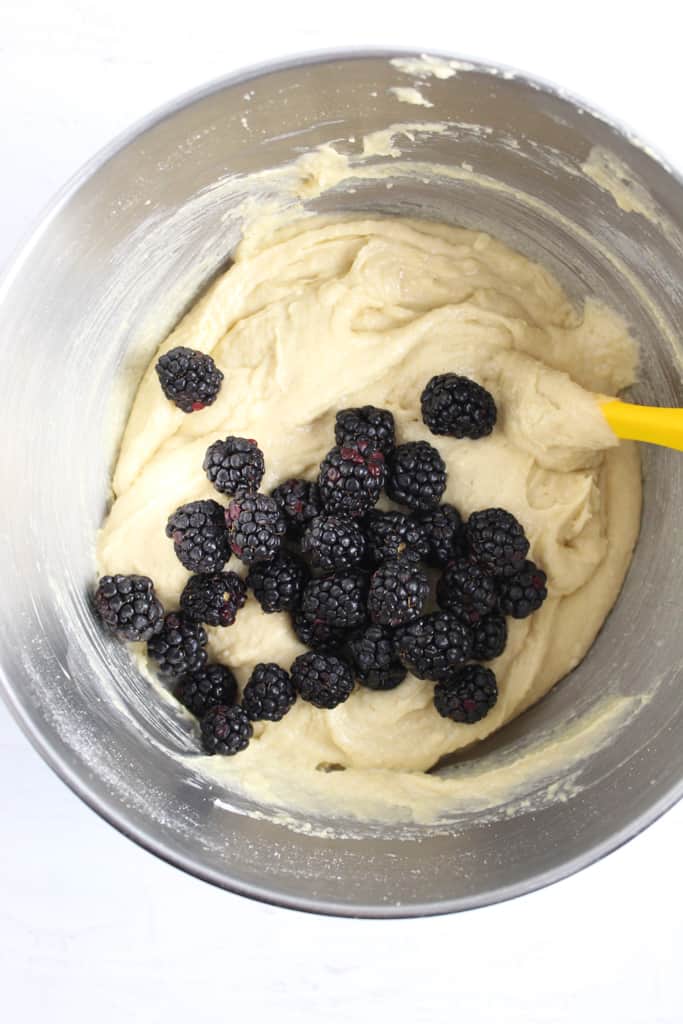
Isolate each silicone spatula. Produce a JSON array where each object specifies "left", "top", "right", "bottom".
[{"left": 600, "top": 399, "right": 683, "bottom": 451}]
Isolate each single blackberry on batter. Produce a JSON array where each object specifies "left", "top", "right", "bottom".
[
  {"left": 368, "top": 560, "right": 429, "bottom": 628},
  {"left": 396, "top": 612, "right": 472, "bottom": 681},
  {"left": 94, "top": 574, "right": 164, "bottom": 643},
  {"left": 203, "top": 436, "right": 265, "bottom": 496},
  {"left": 200, "top": 705, "right": 252, "bottom": 755},
  {"left": 465, "top": 508, "right": 529, "bottom": 578},
  {"left": 271, "top": 478, "right": 322, "bottom": 536},
  {"left": 165, "top": 500, "right": 230, "bottom": 574},
  {"left": 226, "top": 493, "right": 286, "bottom": 564},
  {"left": 334, "top": 405, "right": 396, "bottom": 455},
  {"left": 436, "top": 558, "right": 498, "bottom": 620},
  {"left": 179, "top": 571, "right": 247, "bottom": 627},
  {"left": 301, "top": 571, "right": 369, "bottom": 631},
  {"left": 434, "top": 664, "right": 498, "bottom": 723},
  {"left": 291, "top": 651, "right": 355, "bottom": 709},
  {"left": 174, "top": 663, "right": 238, "bottom": 718},
  {"left": 292, "top": 610, "right": 348, "bottom": 651},
  {"left": 147, "top": 611, "right": 207, "bottom": 676},
  {"left": 421, "top": 373, "right": 497, "bottom": 439},
  {"left": 347, "top": 624, "right": 407, "bottom": 691},
  {"left": 301, "top": 514, "right": 366, "bottom": 572},
  {"left": 364, "top": 510, "right": 429, "bottom": 566},
  {"left": 242, "top": 663, "right": 296, "bottom": 721},
  {"left": 386, "top": 441, "right": 446, "bottom": 511},
  {"left": 417, "top": 504, "right": 464, "bottom": 567},
  {"left": 497, "top": 560, "right": 548, "bottom": 618},
  {"left": 318, "top": 442, "right": 385, "bottom": 518},
  {"left": 155, "top": 346, "right": 223, "bottom": 413},
  {"left": 247, "top": 552, "right": 307, "bottom": 614},
  {"left": 471, "top": 614, "right": 507, "bottom": 661}
]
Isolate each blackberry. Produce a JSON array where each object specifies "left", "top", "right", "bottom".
[
  {"left": 347, "top": 624, "right": 407, "bottom": 691},
  {"left": 292, "top": 610, "right": 348, "bottom": 651},
  {"left": 368, "top": 560, "right": 429, "bottom": 627},
  {"left": 471, "top": 614, "right": 507, "bottom": 661},
  {"left": 94, "top": 574, "right": 164, "bottom": 642},
  {"left": 179, "top": 571, "right": 247, "bottom": 627},
  {"left": 396, "top": 612, "right": 472, "bottom": 681},
  {"left": 271, "top": 479, "right": 322, "bottom": 536},
  {"left": 335, "top": 405, "right": 396, "bottom": 455},
  {"left": 301, "top": 514, "right": 366, "bottom": 572},
  {"left": 466, "top": 508, "right": 529, "bottom": 578},
  {"left": 498, "top": 560, "right": 548, "bottom": 618},
  {"left": 291, "top": 651, "right": 355, "bottom": 709},
  {"left": 318, "top": 442, "right": 385, "bottom": 518},
  {"left": 165, "top": 500, "right": 230, "bottom": 574},
  {"left": 301, "top": 571, "right": 369, "bottom": 630},
  {"left": 364, "top": 510, "right": 429, "bottom": 566},
  {"left": 200, "top": 705, "right": 252, "bottom": 755},
  {"left": 242, "top": 663, "right": 296, "bottom": 721},
  {"left": 386, "top": 441, "right": 446, "bottom": 511},
  {"left": 155, "top": 346, "right": 223, "bottom": 413},
  {"left": 417, "top": 504, "right": 464, "bottom": 567},
  {"left": 247, "top": 552, "right": 307, "bottom": 614},
  {"left": 434, "top": 664, "right": 498, "bottom": 724},
  {"left": 203, "top": 436, "right": 265, "bottom": 496},
  {"left": 421, "top": 373, "right": 497, "bottom": 439},
  {"left": 147, "top": 611, "right": 207, "bottom": 676},
  {"left": 174, "top": 664, "right": 238, "bottom": 718},
  {"left": 436, "top": 558, "right": 498, "bottom": 620},
  {"left": 226, "top": 493, "right": 286, "bottom": 565}
]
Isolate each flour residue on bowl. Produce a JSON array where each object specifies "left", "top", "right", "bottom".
[{"left": 389, "top": 86, "right": 434, "bottom": 109}]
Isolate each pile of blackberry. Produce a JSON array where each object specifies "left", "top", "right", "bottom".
[{"left": 96, "top": 360, "right": 550, "bottom": 754}]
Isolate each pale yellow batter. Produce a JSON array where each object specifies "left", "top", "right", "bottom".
[{"left": 98, "top": 215, "right": 641, "bottom": 821}]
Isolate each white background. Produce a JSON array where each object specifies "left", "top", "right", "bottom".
[{"left": 1, "top": 2, "right": 681, "bottom": 1021}]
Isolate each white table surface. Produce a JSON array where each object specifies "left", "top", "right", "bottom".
[{"left": 1, "top": 3, "right": 681, "bottom": 1021}]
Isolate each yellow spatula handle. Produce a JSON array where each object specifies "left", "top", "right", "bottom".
[{"left": 601, "top": 399, "right": 683, "bottom": 451}]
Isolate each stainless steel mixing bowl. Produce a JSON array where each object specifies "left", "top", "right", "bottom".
[{"left": 1, "top": 51, "right": 682, "bottom": 917}]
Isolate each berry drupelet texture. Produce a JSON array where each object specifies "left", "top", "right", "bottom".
[
  {"left": 318, "top": 442, "right": 385, "bottom": 518},
  {"left": 364, "top": 510, "right": 429, "bottom": 566},
  {"left": 203, "top": 436, "right": 265, "bottom": 496},
  {"left": 301, "top": 571, "right": 369, "bottom": 631},
  {"left": 334, "top": 405, "right": 396, "bottom": 455},
  {"left": 471, "top": 614, "right": 508, "bottom": 661},
  {"left": 497, "top": 560, "right": 548, "bottom": 618},
  {"left": 436, "top": 558, "right": 498, "bottom": 621},
  {"left": 417, "top": 504, "right": 464, "bottom": 567},
  {"left": 347, "top": 624, "right": 407, "bottom": 691},
  {"left": 292, "top": 610, "right": 349, "bottom": 652},
  {"left": 242, "top": 663, "right": 296, "bottom": 721},
  {"left": 368, "top": 560, "right": 429, "bottom": 628},
  {"left": 174, "top": 663, "right": 238, "bottom": 718},
  {"left": 94, "top": 574, "right": 164, "bottom": 643},
  {"left": 302, "top": 514, "right": 367, "bottom": 572},
  {"left": 226, "top": 493, "right": 287, "bottom": 564},
  {"left": 386, "top": 440, "right": 447, "bottom": 511},
  {"left": 147, "top": 611, "right": 207, "bottom": 676},
  {"left": 421, "top": 373, "right": 497, "bottom": 439},
  {"left": 200, "top": 705, "right": 253, "bottom": 755},
  {"left": 247, "top": 552, "right": 307, "bottom": 614},
  {"left": 179, "top": 571, "right": 247, "bottom": 627},
  {"left": 396, "top": 611, "right": 472, "bottom": 681},
  {"left": 433, "top": 664, "right": 498, "bottom": 723},
  {"left": 155, "top": 346, "right": 223, "bottom": 413},
  {"left": 271, "top": 479, "right": 322, "bottom": 536},
  {"left": 166, "top": 499, "right": 230, "bottom": 574},
  {"left": 291, "top": 651, "right": 355, "bottom": 709},
  {"left": 465, "top": 507, "right": 529, "bottom": 577}
]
